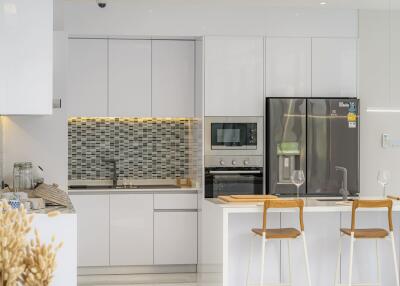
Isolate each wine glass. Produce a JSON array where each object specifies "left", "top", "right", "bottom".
[
  {"left": 291, "top": 170, "right": 305, "bottom": 198},
  {"left": 377, "top": 169, "right": 390, "bottom": 198}
]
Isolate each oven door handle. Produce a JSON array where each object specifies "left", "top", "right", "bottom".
[{"left": 209, "top": 170, "right": 262, "bottom": 175}]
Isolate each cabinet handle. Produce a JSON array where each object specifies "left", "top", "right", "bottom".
[{"left": 154, "top": 209, "right": 198, "bottom": 212}]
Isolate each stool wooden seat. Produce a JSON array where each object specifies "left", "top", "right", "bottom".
[
  {"left": 335, "top": 199, "right": 399, "bottom": 286},
  {"left": 251, "top": 228, "right": 301, "bottom": 239},
  {"left": 246, "top": 199, "right": 311, "bottom": 286},
  {"left": 340, "top": 228, "right": 389, "bottom": 238}
]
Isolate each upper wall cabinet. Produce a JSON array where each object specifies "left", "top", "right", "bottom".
[
  {"left": 109, "top": 40, "right": 152, "bottom": 117},
  {"left": 265, "top": 38, "right": 311, "bottom": 98},
  {"left": 67, "top": 39, "right": 195, "bottom": 118},
  {"left": 204, "top": 36, "right": 264, "bottom": 116},
  {"left": 0, "top": 0, "right": 53, "bottom": 115},
  {"left": 152, "top": 40, "right": 195, "bottom": 117},
  {"left": 312, "top": 38, "right": 357, "bottom": 98},
  {"left": 67, "top": 39, "right": 108, "bottom": 117}
]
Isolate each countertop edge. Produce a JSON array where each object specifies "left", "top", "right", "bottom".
[{"left": 68, "top": 188, "right": 199, "bottom": 194}]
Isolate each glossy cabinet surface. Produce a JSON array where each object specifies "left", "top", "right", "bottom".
[
  {"left": 154, "top": 211, "right": 198, "bottom": 265},
  {"left": 109, "top": 40, "right": 152, "bottom": 117},
  {"left": 312, "top": 38, "right": 357, "bottom": 98},
  {"left": 67, "top": 39, "right": 108, "bottom": 116},
  {"left": 266, "top": 37, "right": 311, "bottom": 98},
  {"left": 152, "top": 40, "right": 195, "bottom": 117},
  {"left": 0, "top": 0, "right": 53, "bottom": 114},
  {"left": 204, "top": 36, "right": 264, "bottom": 116},
  {"left": 70, "top": 193, "right": 110, "bottom": 267},
  {"left": 66, "top": 39, "right": 195, "bottom": 117},
  {"left": 154, "top": 193, "right": 198, "bottom": 210},
  {"left": 110, "top": 193, "right": 154, "bottom": 266}
]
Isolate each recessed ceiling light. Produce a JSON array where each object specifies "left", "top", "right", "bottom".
[{"left": 320, "top": 2, "right": 327, "bottom": 5}]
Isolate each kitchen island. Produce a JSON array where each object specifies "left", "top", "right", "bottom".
[
  {"left": 198, "top": 198, "right": 400, "bottom": 286},
  {"left": 28, "top": 205, "right": 77, "bottom": 286}
]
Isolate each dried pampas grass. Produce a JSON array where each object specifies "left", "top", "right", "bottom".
[{"left": 0, "top": 200, "right": 63, "bottom": 286}]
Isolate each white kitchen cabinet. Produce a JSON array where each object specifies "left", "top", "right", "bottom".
[
  {"left": 154, "top": 193, "right": 197, "bottom": 210},
  {"left": 154, "top": 211, "right": 197, "bottom": 265},
  {"left": 67, "top": 39, "right": 108, "bottom": 116},
  {"left": 109, "top": 40, "right": 152, "bottom": 117},
  {"left": 152, "top": 40, "right": 195, "bottom": 117},
  {"left": 69, "top": 193, "right": 110, "bottom": 267},
  {"left": 110, "top": 193, "right": 154, "bottom": 266},
  {"left": 265, "top": 37, "right": 311, "bottom": 98},
  {"left": 0, "top": 0, "right": 53, "bottom": 115},
  {"left": 204, "top": 36, "right": 264, "bottom": 116},
  {"left": 312, "top": 38, "right": 357, "bottom": 98}
]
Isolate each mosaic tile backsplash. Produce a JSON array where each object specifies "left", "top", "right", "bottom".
[{"left": 68, "top": 117, "right": 194, "bottom": 180}]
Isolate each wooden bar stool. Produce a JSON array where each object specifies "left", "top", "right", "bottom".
[
  {"left": 246, "top": 199, "right": 312, "bottom": 286},
  {"left": 335, "top": 199, "right": 400, "bottom": 286}
]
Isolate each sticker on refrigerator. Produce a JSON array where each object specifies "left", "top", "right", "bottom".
[
  {"left": 348, "top": 121, "right": 357, "bottom": 128},
  {"left": 349, "top": 102, "right": 357, "bottom": 113},
  {"left": 347, "top": 112, "right": 357, "bottom": 122}
]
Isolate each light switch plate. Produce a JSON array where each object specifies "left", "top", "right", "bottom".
[{"left": 382, "top": 133, "right": 391, "bottom": 148}]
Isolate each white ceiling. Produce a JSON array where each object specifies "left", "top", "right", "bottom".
[{"left": 67, "top": 0, "right": 400, "bottom": 10}]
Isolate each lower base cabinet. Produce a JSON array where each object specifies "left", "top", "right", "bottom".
[
  {"left": 70, "top": 193, "right": 110, "bottom": 267},
  {"left": 71, "top": 191, "right": 198, "bottom": 267},
  {"left": 110, "top": 193, "right": 154, "bottom": 266},
  {"left": 154, "top": 211, "right": 198, "bottom": 265}
]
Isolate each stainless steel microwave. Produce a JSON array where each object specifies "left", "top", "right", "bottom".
[{"left": 205, "top": 117, "right": 263, "bottom": 156}]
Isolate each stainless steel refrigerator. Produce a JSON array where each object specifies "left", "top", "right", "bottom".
[{"left": 266, "top": 98, "right": 359, "bottom": 196}]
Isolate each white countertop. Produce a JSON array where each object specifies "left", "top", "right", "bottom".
[
  {"left": 68, "top": 187, "right": 199, "bottom": 194},
  {"left": 206, "top": 197, "right": 400, "bottom": 213}
]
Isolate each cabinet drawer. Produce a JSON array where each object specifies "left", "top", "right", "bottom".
[{"left": 154, "top": 193, "right": 197, "bottom": 210}]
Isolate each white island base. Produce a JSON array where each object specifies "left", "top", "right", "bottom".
[
  {"left": 198, "top": 199, "right": 400, "bottom": 286},
  {"left": 29, "top": 211, "right": 77, "bottom": 286}
]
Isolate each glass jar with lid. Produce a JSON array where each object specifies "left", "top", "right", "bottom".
[{"left": 13, "top": 162, "right": 34, "bottom": 192}]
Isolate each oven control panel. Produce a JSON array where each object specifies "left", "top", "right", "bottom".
[{"left": 205, "top": 155, "right": 263, "bottom": 168}]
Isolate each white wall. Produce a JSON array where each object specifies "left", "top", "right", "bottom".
[
  {"left": 0, "top": 116, "right": 3, "bottom": 185},
  {"left": 64, "top": 0, "right": 358, "bottom": 38},
  {"left": 359, "top": 10, "right": 400, "bottom": 196}
]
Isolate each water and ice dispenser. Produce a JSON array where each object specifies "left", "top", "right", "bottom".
[{"left": 277, "top": 142, "right": 301, "bottom": 183}]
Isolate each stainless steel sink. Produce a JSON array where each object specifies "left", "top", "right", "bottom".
[{"left": 316, "top": 198, "right": 355, "bottom": 202}]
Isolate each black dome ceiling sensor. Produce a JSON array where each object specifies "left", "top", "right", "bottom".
[{"left": 96, "top": 0, "right": 107, "bottom": 8}]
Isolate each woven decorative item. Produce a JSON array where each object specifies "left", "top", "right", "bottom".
[{"left": 30, "top": 184, "right": 71, "bottom": 207}]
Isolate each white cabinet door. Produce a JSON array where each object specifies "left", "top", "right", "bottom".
[
  {"left": 152, "top": 40, "right": 195, "bottom": 117},
  {"left": 109, "top": 40, "right": 151, "bottom": 117},
  {"left": 154, "top": 211, "right": 197, "bottom": 265},
  {"left": 67, "top": 39, "right": 108, "bottom": 116},
  {"left": 0, "top": 0, "right": 53, "bottom": 115},
  {"left": 69, "top": 193, "right": 110, "bottom": 267},
  {"left": 266, "top": 38, "right": 311, "bottom": 98},
  {"left": 110, "top": 193, "right": 154, "bottom": 266},
  {"left": 312, "top": 38, "right": 357, "bottom": 98},
  {"left": 204, "top": 36, "right": 264, "bottom": 116}
]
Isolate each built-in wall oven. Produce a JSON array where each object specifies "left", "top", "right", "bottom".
[{"left": 204, "top": 117, "right": 264, "bottom": 198}]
